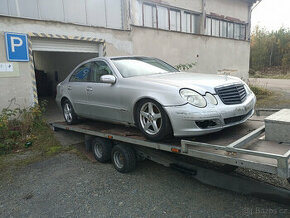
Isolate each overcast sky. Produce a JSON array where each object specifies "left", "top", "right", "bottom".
[{"left": 251, "top": 0, "right": 290, "bottom": 31}]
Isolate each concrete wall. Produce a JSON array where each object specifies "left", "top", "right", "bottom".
[
  {"left": 0, "top": 32, "right": 33, "bottom": 110},
  {"left": 206, "top": 0, "right": 249, "bottom": 22},
  {"left": 0, "top": 16, "right": 132, "bottom": 111},
  {"left": 131, "top": 26, "right": 250, "bottom": 80},
  {"left": 0, "top": 16, "right": 133, "bottom": 56}
]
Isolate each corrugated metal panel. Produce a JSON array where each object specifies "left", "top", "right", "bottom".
[
  {"left": 31, "top": 38, "right": 99, "bottom": 53},
  {"left": 63, "top": 0, "right": 87, "bottom": 24},
  {"left": 0, "top": 0, "right": 124, "bottom": 30},
  {"left": 0, "top": 0, "right": 9, "bottom": 15},
  {"left": 86, "top": 0, "right": 106, "bottom": 27},
  {"left": 8, "top": 0, "right": 39, "bottom": 19},
  {"left": 38, "top": 0, "right": 65, "bottom": 22},
  {"left": 106, "top": 0, "right": 123, "bottom": 29}
]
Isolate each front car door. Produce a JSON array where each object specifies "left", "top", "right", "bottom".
[
  {"left": 67, "top": 62, "right": 91, "bottom": 117},
  {"left": 86, "top": 60, "right": 123, "bottom": 122}
]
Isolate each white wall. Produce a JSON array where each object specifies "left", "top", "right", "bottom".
[
  {"left": 206, "top": 0, "right": 249, "bottom": 22},
  {"left": 132, "top": 26, "right": 250, "bottom": 80},
  {"left": 0, "top": 33, "right": 34, "bottom": 110}
]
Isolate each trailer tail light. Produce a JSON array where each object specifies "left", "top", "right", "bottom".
[
  {"left": 171, "top": 148, "right": 181, "bottom": 153},
  {"left": 108, "top": 135, "right": 113, "bottom": 139}
]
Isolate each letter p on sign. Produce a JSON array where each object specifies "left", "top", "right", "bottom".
[{"left": 5, "top": 32, "right": 29, "bottom": 62}]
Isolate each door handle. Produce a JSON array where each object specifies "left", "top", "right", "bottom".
[
  {"left": 68, "top": 86, "right": 72, "bottom": 91},
  {"left": 86, "top": 87, "right": 93, "bottom": 92}
]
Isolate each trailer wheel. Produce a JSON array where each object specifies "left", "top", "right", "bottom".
[
  {"left": 92, "top": 138, "right": 112, "bottom": 163},
  {"left": 111, "top": 144, "right": 136, "bottom": 173}
]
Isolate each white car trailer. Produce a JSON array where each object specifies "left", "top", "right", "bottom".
[{"left": 51, "top": 109, "right": 290, "bottom": 204}]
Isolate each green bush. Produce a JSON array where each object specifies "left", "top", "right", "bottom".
[{"left": 0, "top": 100, "right": 47, "bottom": 155}]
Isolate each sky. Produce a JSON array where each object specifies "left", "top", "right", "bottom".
[{"left": 251, "top": 0, "right": 290, "bottom": 31}]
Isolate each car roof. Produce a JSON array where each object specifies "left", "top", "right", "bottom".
[{"left": 85, "top": 55, "right": 157, "bottom": 62}]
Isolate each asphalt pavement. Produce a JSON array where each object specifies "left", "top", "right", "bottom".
[
  {"left": 249, "top": 78, "right": 290, "bottom": 93},
  {"left": 1, "top": 152, "right": 289, "bottom": 218}
]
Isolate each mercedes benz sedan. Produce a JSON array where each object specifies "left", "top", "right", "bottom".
[{"left": 56, "top": 56, "right": 256, "bottom": 141}]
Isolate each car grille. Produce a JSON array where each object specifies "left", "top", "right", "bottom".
[
  {"left": 224, "top": 109, "right": 253, "bottom": 125},
  {"left": 215, "top": 84, "right": 246, "bottom": 105}
]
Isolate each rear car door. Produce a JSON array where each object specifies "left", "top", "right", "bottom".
[
  {"left": 68, "top": 62, "right": 91, "bottom": 117},
  {"left": 86, "top": 61, "right": 123, "bottom": 122}
]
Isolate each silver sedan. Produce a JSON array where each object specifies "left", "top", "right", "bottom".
[{"left": 56, "top": 56, "right": 256, "bottom": 141}]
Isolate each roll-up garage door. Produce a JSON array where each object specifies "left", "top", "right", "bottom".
[{"left": 31, "top": 38, "right": 99, "bottom": 53}]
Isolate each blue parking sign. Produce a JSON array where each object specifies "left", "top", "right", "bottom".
[{"left": 5, "top": 32, "right": 29, "bottom": 62}]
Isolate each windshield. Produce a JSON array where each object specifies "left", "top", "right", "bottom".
[{"left": 111, "top": 57, "right": 178, "bottom": 78}]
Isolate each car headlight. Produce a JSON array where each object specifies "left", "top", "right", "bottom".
[
  {"left": 205, "top": 93, "right": 218, "bottom": 105},
  {"left": 180, "top": 89, "right": 207, "bottom": 108},
  {"left": 244, "top": 84, "right": 253, "bottom": 95}
]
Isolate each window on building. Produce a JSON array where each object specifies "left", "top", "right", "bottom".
[
  {"left": 183, "top": 12, "right": 199, "bottom": 34},
  {"left": 206, "top": 17, "right": 211, "bottom": 35},
  {"left": 157, "top": 6, "right": 169, "bottom": 30},
  {"left": 206, "top": 16, "right": 246, "bottom": 40},
  {"left": 228, "top": 22, "right": 234, "bottom": 39},
  {"left": 143, "top": 3, "right": 157, "bottom": 28},
  {"left": 192, "top": 14, "right": 199, "bottom": 34},
  {"left": 234, "top": 23, "right": 240, "bottom": 40},
  {"left": 220, "top": 20, "right": 227, "bottom": 38},
  {"left": 212, "top": 19, "right": 220, "bottom": 37},
  {"left": 240, "top": 24, "right": 246, "bottom": 40},
  {"left": 169, "top": 9, "right": 181, "bottom": 31},
  {"left": 184, "top": 12, "right": 191, "bottom": 33}
]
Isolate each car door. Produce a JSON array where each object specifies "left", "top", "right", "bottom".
[
  {"left": 86, "top": 60, "right": 123, "bottom": 122},
  {"left": 68, "top": 62, "right": 91, "bottom": 117}
]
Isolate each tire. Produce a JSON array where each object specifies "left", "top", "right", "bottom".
[
  {"left": 136, "top": 99, "right": 172, "bottom": 141},
  {"left": 111, "top": 144, "right": 136, "bottom": 173},
  {"left": 92, "top": 138, "right": 113, "bottom": 163},
  {"left": 62, "top": 99, "right": 78, "bottom": 124}
]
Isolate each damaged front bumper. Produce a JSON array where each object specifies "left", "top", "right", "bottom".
[{"left": 164, "top": 93, "right": 256, "bottom": 137}]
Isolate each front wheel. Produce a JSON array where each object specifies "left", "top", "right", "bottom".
[
  {"left": 62, "top": 100, "right": 78, "bottom": 124},
  {"left": 136, "top": 99, "right": 172, "bottom": 141}
]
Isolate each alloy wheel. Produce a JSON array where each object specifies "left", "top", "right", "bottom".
[
  {"left": 139, "top": 102, "right": 162, "bottom": 135},
  {"left": 63, "top": 103, "right": 73, "bottom": 122}
]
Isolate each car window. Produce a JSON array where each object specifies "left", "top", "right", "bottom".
[
  {"left": 70, "top": 63, "right": 91, "bottom": 82},
  {"left": 89, "top": 61, "right": 113, "bottom": 83},
  {"left": 111, "top": 57, "right": 178, "bottom": 78}
]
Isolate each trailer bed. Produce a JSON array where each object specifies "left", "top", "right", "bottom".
[{"left": 51, "top": 116, "right": 290, "bottom": 179}]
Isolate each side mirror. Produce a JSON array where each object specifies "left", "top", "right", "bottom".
[{"left": 100, "top": 75, "right": 116, "bottom": 84}]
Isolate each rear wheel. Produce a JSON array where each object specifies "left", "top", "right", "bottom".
[
  {"left": 136, "top": 99, "right": 172, "bottom": 141},
  {"left": 62, "top": 100, "right": 78, "bottom": 124},
  {"left": 111, "top": 144, "right": 136, "bottom": 173},
  {"left": 92, "top": 138, "right": 113, "bottom": 163}
]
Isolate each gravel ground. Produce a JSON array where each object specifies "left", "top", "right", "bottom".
[{"left": 0, "top": 153, "right": 289, "bottom": 218}]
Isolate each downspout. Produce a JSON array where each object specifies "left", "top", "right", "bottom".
[{"left": 200, "top": 0, "right": 206, "bottom": 35}]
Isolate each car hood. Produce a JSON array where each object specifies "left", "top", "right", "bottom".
[{"left": 131, "top": 72, "right": 243, "bottom": 94}]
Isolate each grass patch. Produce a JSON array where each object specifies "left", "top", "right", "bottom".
[
  {"left": 249, "top": 85, "right": 272, "bottom": 99},
  {"left": 0, "top": 100, "right": 66, "bottom": 171}
]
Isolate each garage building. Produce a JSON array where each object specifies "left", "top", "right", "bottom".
[{"left": 0, "top": 0, "right": 257, "bottom": 111}]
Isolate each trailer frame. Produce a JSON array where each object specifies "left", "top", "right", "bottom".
[{"left": 51, "top": 117, "right": 290, "bottom": 180}]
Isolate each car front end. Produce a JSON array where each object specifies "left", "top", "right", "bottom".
[{"left": 164, "top": 82, "right": 256, "bottom": 137}]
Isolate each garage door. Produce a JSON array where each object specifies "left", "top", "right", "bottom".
[{"left": 31, "top": 38, "right": 100, "bottom": 53}]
